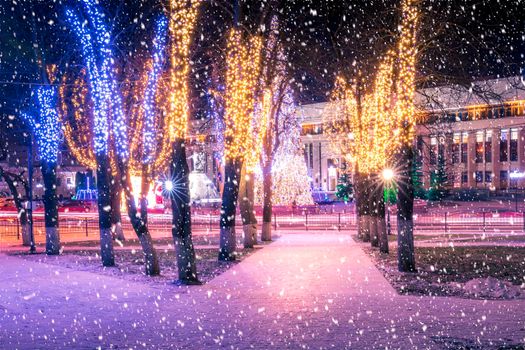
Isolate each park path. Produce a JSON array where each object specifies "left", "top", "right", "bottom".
[{"left": 1, "top": 232, "right": 524, "bottom": 349}]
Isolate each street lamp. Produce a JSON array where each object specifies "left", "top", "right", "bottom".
[
  {"left": 382, "top": 168, "right": 396, "bottom": 235},
  {"left": 164, "top": 180, "right": 174, "bottom": 192},
  {"left": 382, "top": 168, "right": 395, "bottom": 182}
]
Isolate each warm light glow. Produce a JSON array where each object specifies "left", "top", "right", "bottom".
[
  {"left": 164, "top": 180, "right": 174, "bottom": 192},
  {"left": 223, "top": 28, "right": 262, "bottom": 162},
  {"left": 163, "top": 0, "right": 201, "bottom": 143},
  {"left": 326, "top": 0, "right": 419, "bottom": 176},
  {"left": 382, "top": 168, "right": 395, "bottom": 181}
]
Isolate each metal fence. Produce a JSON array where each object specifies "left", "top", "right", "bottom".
[{"left": 1, "top": 210, "right": 524, "bottom": 245}]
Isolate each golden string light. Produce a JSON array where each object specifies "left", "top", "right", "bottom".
[
  {"left": 395, "top": 0, "right": 419, "bottom": 146},
  {"left": 327, "top": 0, "right": 419, "bottom": 175},
  {"left": 163, "top": 0, "right": 201, "bottom": 145},
  {"left": 60, "top": 1, "right": 201, "bottom": 181},
  {"left": 223, "top": 29, "right": 263, "bottom": 162},
  {"left": 58, "top": 71, "right": 97, "bottom": 170},
  {"left": 245, "top": 88, "right": 271, "bottom": 170}
]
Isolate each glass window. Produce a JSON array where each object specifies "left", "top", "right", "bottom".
[
  {"left": 461, "top": 132, "right": 468, "bottom": 163},
  {"left": 430, "top": 136, "right": 437, "bottom": 165},
  {"left": 452, "top": 133, "right": 460, "bottom": 164},
  {"left": 500, "top": 129, "right": 508, "bottom": 162},
  {"left": 475, "top": 171, "right": 483, "bottom": 183},
  {"left": 485, "top": 171, "right": 492, "bottom": 183},
  {"left": 510, "top": 128, "right": 518, "bottom": 162},
  {"left": 475, "top": 131, "right": 483, "bottom": 163},
  {"left": 461, "top": 171, "right": 468, "bottom": 184},
  {"left": 485, "top": 130, "right": 492, "bottom": 163},
  {"left": 500, "top": 170, "right": 509, "bottom": 190}
]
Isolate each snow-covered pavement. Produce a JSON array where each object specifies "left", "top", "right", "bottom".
[{"left": 1, "top": 232, "right": 524, "bottom": 349}]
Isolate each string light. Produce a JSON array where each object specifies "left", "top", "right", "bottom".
[
  {"left": 66, "top": 6, "right": 109, "bottom": 156},
  {"left": 163, "top": 0, "right": 201, "bottom": 145},
  {"left": 327, "top": 0, "right": 419, "bottom": 175},
  {"left": 22, "top": 85, "right": 61, "bottom": 164},
  {"left": 143, "top": 16, "right": 168, "bottom": 164},
  {"left": 223, "top": 29, "right": 262, "bottom": 162},
  {"left": 59, "top": 71, "right": 98, "bottom": 170},
  {"left": 395, "top": 0, "right": 419, "bottom": 146},
  {"left": 254, "top": 85, "right": 313, "bottom": 206}
]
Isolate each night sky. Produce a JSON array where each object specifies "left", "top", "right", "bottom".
[{"left": 0, "top": 0, "right": 524, "bottom": 129}]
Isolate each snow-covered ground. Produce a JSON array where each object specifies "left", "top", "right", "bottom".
[{"left": 1, "top": 232, "right": 524, "bottom": 349}]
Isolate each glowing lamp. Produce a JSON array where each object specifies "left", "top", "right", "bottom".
[
  {"left": 382, "top": 168, "right": 395, "bottom": 181},
  {"left": 164, "top": 180, "right": 174, "bottom": 192}
]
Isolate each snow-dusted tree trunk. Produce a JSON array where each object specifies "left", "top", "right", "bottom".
[
  {"left": 96, "top": 155, "right": 115, "bottom": 266},
  {"left": 261, "top": 161, "right": 273, "bottom": 241},
  {"left": 357, "top": 173, "right": 371, "bottom": 242},
  {"left": 239, "top": 166, "right": 257, "bottom": 248},
  {"left": 42, "top": 161, "right": 60, "bottom": 255},
  {"left": 170, "top": 139, "right": 200, "bottom": 284},
  {"left": 0, "top": 168, "right": 31, "bottom": 246},
  {"left": 110, "top": 174, "right": 125, "bottom": 241},
  {"left": 119, "top": 162, "right": 160, "bottom": 276},
  {"left": 375, "top": 182, "right": 388, "bottom": 253},
  {"left": 397, "top": 144, "right": 416, "bottom": 271},
  {"left": 219, "top": 158, "right": 242, "bottom": 261}
]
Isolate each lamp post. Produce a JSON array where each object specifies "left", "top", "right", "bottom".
[{"left": 382, "top": 168, "right": 395, "bottom": 235}]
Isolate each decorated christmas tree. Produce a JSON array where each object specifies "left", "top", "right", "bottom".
[{"left": 255, "top": 87, "right": 313, "bottom": 206}]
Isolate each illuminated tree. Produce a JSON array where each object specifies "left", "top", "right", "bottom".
[
  {"left": 327, "top": 0, "right": 419, "bottom": 257},
  {"left": 257, "top": 17, "right": 299, "bottom": 242},
  {"left": 393, "top": 0, "right": 419, "bottom": 272},
  {"left": 21, "top": 70, "right": 61, "bottom": 255},
  {"left": 58, "top": 71, "right": 125, "bottom": 242},
  {"left": 163, "top": 0, "right": 202, "bottom": 284},
  {"left": 66, "top": 1, "right": 117, "bottom": 267},
  {"left": 219, "top": 28, "right": 262, "bottom": 261},
  {"left": 66, "top": 0, "right": 162, "bottom": 274},
  {"left": 254, "top": 84, "right": 313, "bottom": 207}
]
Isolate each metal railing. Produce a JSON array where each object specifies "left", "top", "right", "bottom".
[{"left": 1, "top": 210, "right": 524, "bottom": 247}]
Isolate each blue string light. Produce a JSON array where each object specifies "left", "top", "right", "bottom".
[
  {"left": 22, "top": 87, "right": 61, "bottom": 164},
  {"left": 66, "top": 0, "right": 129, "bottom": 160},
  {"left": 143, "top": 15, "right": 168, "bottom": 164},
  {"left": 66, "top": 7, "right": 108, "bottom": 156}
]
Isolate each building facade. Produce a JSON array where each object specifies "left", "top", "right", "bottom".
[{"left": 298, "top": 76, "right": 525, "bottom": 194}]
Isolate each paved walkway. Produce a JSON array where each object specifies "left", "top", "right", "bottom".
[{"left": 1, "top": 232, "right": 524, "bottom": 349}]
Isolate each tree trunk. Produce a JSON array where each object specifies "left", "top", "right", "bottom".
[
  {"left": 357, "top": 173, "right": 371, "bottom": 242},
  {"left": 239, "top": 166, "right": 257, "bottom": 248},
  {"left": 397, "top": 144, "right": 416, "bottom": 272},
  {"left": 261, "top": 161, "right": 272, "bottom": 241},
  {"left": 171, "top": 139, "right": 200, "bottom": 284},
  {"left": 0, "top": 169, "right": 31, "bottom": 246},
  {"left": 110, "top": 174, "right": 125, "bottom": 241},
  {"left": 119, "top": 162, "right": 160, "bottom": 276},
  {"left": 370, "top": 173, "right": 380, "bottom": 248},
  {"left": 376, "top": 182, "right": 388, "bottom": 254},
  {"left": 219, "top": 158, "right": 242, "bottom": 261},
  {"left": 42, "top": 161, "right": 60, "bottom": 255},
  {"left": 96, "top": 154, "right": 115, "bottom": 267},
  {"left": 140, "top": 164, "right": 149, "bottom": 225}
]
